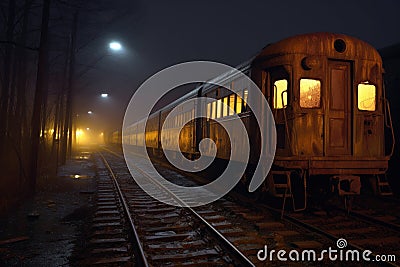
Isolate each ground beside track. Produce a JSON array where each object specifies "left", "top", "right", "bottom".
[{"left": 0, "top": 146, "right": 96, "bottom": 266}]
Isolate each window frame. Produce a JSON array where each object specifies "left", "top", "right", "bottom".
[
  {"left": 299, "top": 78, "right": 322, "bottom": 109},
  {"left": 273, "top": 79, "right": 288, "bottom": 109},
  {"left": 267, "top": 65, "right": 291, "bottom": 110},
  {"left": 357, "top": 82, "right": 376, "bottom": 112}
]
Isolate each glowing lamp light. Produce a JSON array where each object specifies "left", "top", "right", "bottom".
[
  {"left": 101, "top": 93, "right": 108, "bottom": 98},
  {"left": 86, "top": 128, "right": 90, "bottom": 131},
  {"left": 109, "top": 41, "right": 122, "bottom": 51},
  {"left": 88, "top": 110, "right": 93, "bottom": 114}
]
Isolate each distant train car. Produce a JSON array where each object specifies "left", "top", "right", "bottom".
[
  {"left": 110, "top": 130, "right": 122, "bottom": 145},
  {"left": 124, "top": 33, "right": 395, "bottom": 208}
]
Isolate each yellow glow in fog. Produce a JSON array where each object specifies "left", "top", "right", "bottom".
[{"left": 75, "top": 128, "right": 105, "bottom": 145}]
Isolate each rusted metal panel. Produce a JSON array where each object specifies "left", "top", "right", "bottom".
[
  {"left": 257, "top": 33, "right": 382, "bottom": 65},
  {"left": 310, "top": 160, "right": 387, "bottom": 169},
  {"left": 273, "top": 158, "right": 388, "bottom": 174},
  {"left": 145, "top": 114, "right": 159, "bottom": 149},
  {"left": 178, "top": 123, "right": 195, "bottom": 154}
]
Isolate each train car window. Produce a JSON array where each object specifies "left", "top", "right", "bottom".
[
  {"left": 300, "top": 79, "right": 321, "bottom": 108},
  {"left": 216, "top": 99, "right": 222, "bottom": 118},
  {"left": 223, "top": 97, "right": 228, "bottom": 117},
  {"left": 229, "top": 94, "right": 235, "bottom": 115},
  {"left": 236, "top": 91, "right": 243, "bottom": 113},
  {"left": 243, "top": 89, "right": 249, "bottom": 112},
  {"left": 211, "top": 101, "right": 216, "bottom": 119},
  {"left": 207, "top": 102, "right": 211, "bottom": 121},
  {"left": 273, "top": 79, "right": 288, "bottom": 109},
  {"left": 358, "top": 83, "right": 376, "bottom": 111}
]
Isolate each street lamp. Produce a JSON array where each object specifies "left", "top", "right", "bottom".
[
  {"left": 109, "top": 41, "right": 122, "bottom": 51},
  {"left": 65, "top": 41, "right": 122, "bottom": 156}
]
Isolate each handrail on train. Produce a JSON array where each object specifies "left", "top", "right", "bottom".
[
  {"left": 383, "top": 82, "right": 395, "bottom": 157},
  {"left": 384, "top": 98, "right": 395, "bottom": 157}
]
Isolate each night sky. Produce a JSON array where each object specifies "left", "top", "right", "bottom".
[{"left": 73, "top": 0, "right": 400, "bottom": 133}]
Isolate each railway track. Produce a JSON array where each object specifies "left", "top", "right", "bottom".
[
  {"left": 349, "top": 195, "right": 400, "bottom": 233},
  {"left": 95, "top": 147, "right": 399, "bottom": 266},
  {"left": 281, "top": 210, "right": 399, "bottom": 266},
  {"left": 98, "top": 149, "right": 255, "bottom": 266},
  {"left": 100, "top": 148, "right": 336, "bottom": 266},
  {"left": 75, "top": 154, "right": 141, "bottom": 266}
]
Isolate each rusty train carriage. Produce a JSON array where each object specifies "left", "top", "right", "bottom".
[
  {"left": 123, "top": 33, "right": 394, "bottom": 206},
  {"left": 256, "top": 33, "right": 389, "bottom": 174}
]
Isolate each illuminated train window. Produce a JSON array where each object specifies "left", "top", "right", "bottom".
[
  {"left": 273, "top": 79, "right": 288, "bottom": 109},
  {"left": 229, "top": 94, "right": 235, "bottom": 115},
  {"left": 223, "top": 97, "right": 228, "bottom": 117},
  {"left": 300, "top": 79, "right": 321, "bottom": 108},
  {"left": 243, "top": 89, "right": 249, "bottom": 111},
  {"left": 206, "top": 90, "right": 248, "bottom": 120},
  {"left": 216, "top": 99, "right": 222, "bottom": 118},
  {"left": 207, "top": 102, "right": 211, "bottom": 120},
  {"left": 211, "top": 101, "right": 217, "bottom": 119},
  {"left": 358, "top": 83, "right": 376, "bottom": 111},
  {"left": 236, "top": 91, "right": 243, "bottom": 113}
]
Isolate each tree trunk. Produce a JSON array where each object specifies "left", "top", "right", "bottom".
[
  {"left": 29, "top": 0, "right": 51, "bottom": 193},
  {"left": 0, "top": 0, "right": 16, "bottom": 153},
  {"left": 15, "top": 0, "right": 32, "bottom": 152},
  {"left": 61, "top": 12, "right": 78, "bottom": 165}
]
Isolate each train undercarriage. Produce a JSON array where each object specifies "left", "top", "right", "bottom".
[{"left": 264, "top": 156, "right": 392, "bottom": 212}]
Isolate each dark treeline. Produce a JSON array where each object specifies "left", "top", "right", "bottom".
[
  {"left": 380, "top": 44, "right": 400, "bottom": 194},
  {"left": 0, "top": 0, "right": 132, "bottom": 213}
]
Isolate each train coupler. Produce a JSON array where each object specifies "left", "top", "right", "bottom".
[{"left": 330, "top": 175, "right": 361, "bottom": 196}]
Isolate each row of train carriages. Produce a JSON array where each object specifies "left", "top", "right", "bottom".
[{"left": 109, "top": 32, "right": 399, "bottom": 208}]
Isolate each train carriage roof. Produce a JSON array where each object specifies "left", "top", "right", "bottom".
[{"left": 256, "top": 32, "right": 382, "bottom": 63}]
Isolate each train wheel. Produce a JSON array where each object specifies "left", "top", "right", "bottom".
[{"left": 247, "top": 186, "right": 263, "bottom": 201}]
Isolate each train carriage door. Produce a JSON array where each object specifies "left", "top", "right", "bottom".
[
  {"left": 267, "top": 66, "right": 289, "bottom": 152},
  {"left": 326, "top": 60, "right": 352, "bottom": 155}
]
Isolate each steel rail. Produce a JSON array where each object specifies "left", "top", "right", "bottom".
[
  {"left": 343, "top": 209, "right": 400, "bottom": 233},
  {"left": 264, "top": 205, "right": 399, "bottom": 267},
  {"left": 98, "top": 152, "right": 149, "bottom": 267},
  {"left": 101, "top": 147, "right": 255, "bottom": 267}
]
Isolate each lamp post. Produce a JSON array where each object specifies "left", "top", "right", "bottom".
[{"left": 62, "top": 41, "right": 122, "bottom": 162}]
